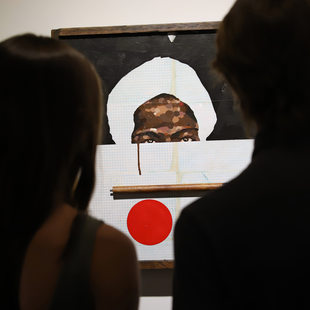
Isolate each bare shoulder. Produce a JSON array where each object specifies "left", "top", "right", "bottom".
[
  {"left": 95, "top": 223, "right": 136, "bottom": 254},
  {"left": 91, "top": 223, "right": 140, "bottom": 310}
]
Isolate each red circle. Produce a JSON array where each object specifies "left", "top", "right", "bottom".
[{"left": 127, "top": 199, "right": 173, "bottom": 245}]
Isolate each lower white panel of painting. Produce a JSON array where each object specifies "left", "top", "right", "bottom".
[
  {"left": 139, "top": 297, "right": 172, "bottom": 310},
  {"left": 89, "top": 140, "right": 254, "bottom": 261}
]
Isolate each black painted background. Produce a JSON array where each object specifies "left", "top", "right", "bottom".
[{"left": 61, "top": 30, "right": 248, "bottom": 144}]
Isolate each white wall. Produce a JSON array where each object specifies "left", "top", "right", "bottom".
[{"left": 0, "top": 0, "right": 235, "bottom": 41}]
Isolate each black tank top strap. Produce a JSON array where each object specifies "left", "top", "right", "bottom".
[{"left": 49, "top": 212, "right": 103, "bottom": 310}]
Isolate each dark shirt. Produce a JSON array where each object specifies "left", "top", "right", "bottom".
[{"left": 173, "top": 132, "right": 310, "bottom": 309}]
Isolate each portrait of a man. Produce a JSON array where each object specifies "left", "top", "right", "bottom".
[{"left": 131, "top": 93, "right": 199, "bottom": 143}]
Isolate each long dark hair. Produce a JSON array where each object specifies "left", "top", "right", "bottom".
[
  {"left": 214, "top": 0, "right": 310, "bottom": 141},
  {"left": 0, "top": 34, "right": 103, "bottom": 307}
]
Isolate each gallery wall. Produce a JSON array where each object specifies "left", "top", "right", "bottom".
[{"left": 0, "top": 0, "right": 234, "bottom": 41}]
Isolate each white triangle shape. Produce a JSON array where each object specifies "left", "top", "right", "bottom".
[{"left": 168, "top": 34, "right": 176, "bottom": 43}]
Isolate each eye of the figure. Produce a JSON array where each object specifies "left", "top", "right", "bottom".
[
  {"left": 146, "top": 139, "right": 155, "bottom": 143},
  {"left": 181, "top": 137, "right": 193, "bottom": 142}
]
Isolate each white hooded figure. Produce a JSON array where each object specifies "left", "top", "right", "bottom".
[{"left": 107, "top": 57, "right": 217, "bottom": 145}]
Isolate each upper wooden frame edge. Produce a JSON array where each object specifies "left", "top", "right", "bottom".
[{"left": 51, "top": 21, "right": 220, "bottom": 39}]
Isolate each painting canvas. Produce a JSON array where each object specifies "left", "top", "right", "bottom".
[{"left": 52, "top": 23, "right": 254, "bottom": 263}]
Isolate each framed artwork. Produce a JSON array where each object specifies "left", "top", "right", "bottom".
[{"left": 52, "top": 23, "right": 254, "bottom": 268}]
